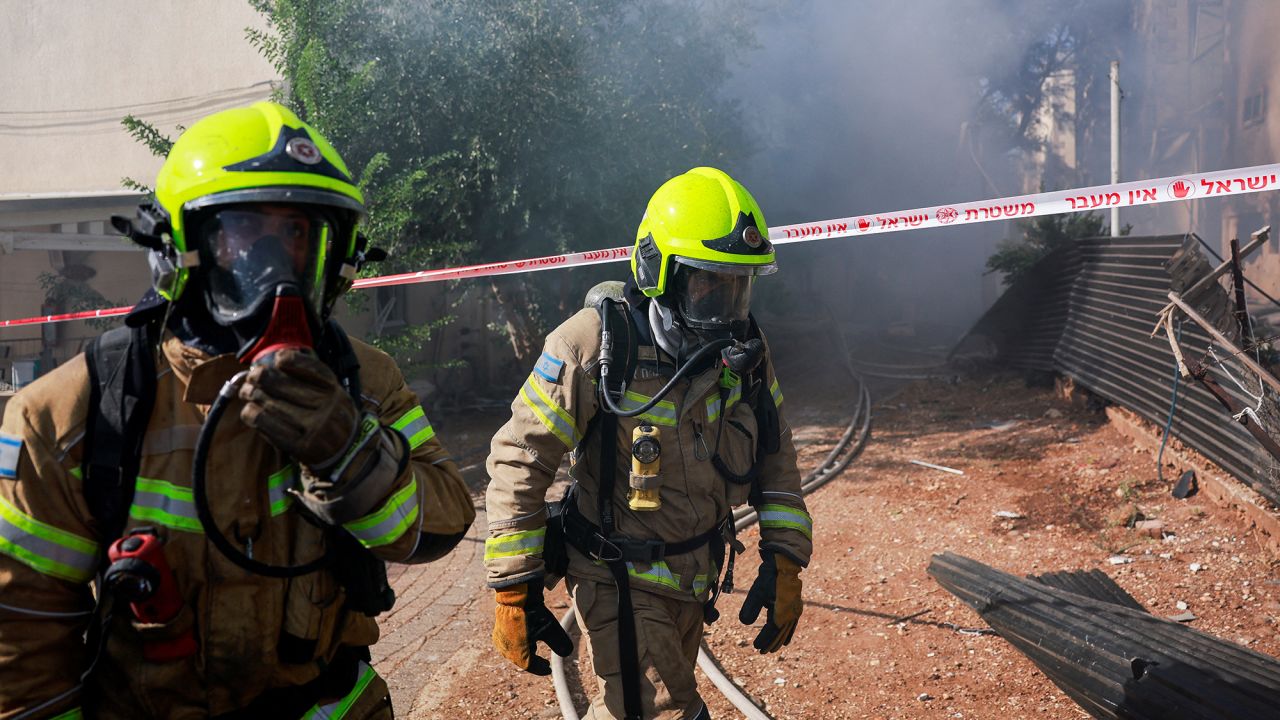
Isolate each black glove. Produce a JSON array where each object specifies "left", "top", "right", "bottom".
[
  {"left": 493, "top": 581, "right": 574, "bottom": 676},
  {"left": 739, "top": 551, "right": 804, "bottom": 653}
]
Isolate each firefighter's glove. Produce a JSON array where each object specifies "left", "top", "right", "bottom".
[
  {"left": 738, "top": 551, "right": 803, "bottom": 653},
  {"left": 239, "top": 348, "right": 360, "bottom": 472},
  {"left": 493, "top": 582, "right": 573, "bottom": 676}
]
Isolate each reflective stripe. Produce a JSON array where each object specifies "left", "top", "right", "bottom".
[
  {"left": 391, "top": 406, "right": 436, "bottom": 450},
  {"left": 50, "top": 710, "right": 83, "bottom": 720},
  {"left": 0, "top": 434, "right": 21, "bottom": 478},
  {"left": 303, "top": 661, "right": 378, "bottom": 719},
  {"left": 706, "top": 384, "right": 743, "bottom": 422},
  {"left": 519, "top": 376, "right": 582, "bottom": 447},
  {"left": 770, "top": 378, "right": 783, "bottom": 406},
  {"left": 626, "top": 560, "right": 681, "bottom": 592},
  {"left": 268, "top": 465, "right": 297, "bottom": 516},
  {"left": 484, "top": 528, "right": 546, "bottom": 561},
  {"left": 692, "top": 573, "right": 712, "bottom": 596},
  {"left": 344, "top": 475, "right": 420, "bottom": 548},
  {"left": 619, "top": 391, "right": 678, "bottom": 427},
  {"left": 130, "top": 477, "right": 202, "bottom": 533},
  {"left": 758, "top": 504, "right": 812, "bottom": 539},
  {"left": 0, "top": 495, "right": 99, "bottom": 583}
]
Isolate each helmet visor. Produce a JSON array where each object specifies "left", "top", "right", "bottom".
[
  {"left": 195, "top": 204, "right": 331, "bottom": 322},
  {"left": 671, "top": 262, "right": 753, "bottom": 331}
]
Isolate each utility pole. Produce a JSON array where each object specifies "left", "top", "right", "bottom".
[{"left": 1110, "top": 60, "right": 1121, "bottom": 237}]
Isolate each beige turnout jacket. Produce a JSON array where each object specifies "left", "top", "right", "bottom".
[
  {"left": 485, "top": 306, "right": 812, "bottom": 604},
  {"left": 0, "top": 332, "right": 475, "bottom": 719}
]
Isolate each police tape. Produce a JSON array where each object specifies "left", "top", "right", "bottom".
[{"left": 5, "top": 161, "right": 1280, "bottom": 328}]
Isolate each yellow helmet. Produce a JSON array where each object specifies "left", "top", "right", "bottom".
[
  {"left": 631, "top": 166, "right": 775, "bottom": 298},
  {"left": 632, "top": 168, "right": 774, "bottom": 338},
  {"left": 146, "top": 101, "right": 365, "bottom": 305}
]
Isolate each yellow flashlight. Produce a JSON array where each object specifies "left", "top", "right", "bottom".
[{"left": 629, "top": 424, "right": 662, "bottom": 511}]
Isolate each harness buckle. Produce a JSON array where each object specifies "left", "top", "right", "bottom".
[{"left": 616, "top": 538, "right": 666, "bottom": 564}]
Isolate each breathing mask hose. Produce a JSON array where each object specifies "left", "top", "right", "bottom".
[
  {"left": 596, "top": 296, "right": 737, "bottom": 417},
  {"left": 192, "top": 370, "right": 327, "bottom": 578}
]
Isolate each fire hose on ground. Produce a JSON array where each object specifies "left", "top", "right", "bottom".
[{"left": 549, "top": 376, "right": 873, "bottom": 719}]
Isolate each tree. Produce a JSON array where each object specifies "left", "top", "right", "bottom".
[
  {"left": 986, "top": 210, "right": 1128, "bottom": 282},
  {"left": 968, "top": 1, "right": 1133, "bottom": 168},
  {"left": 246, "top": 0, "right": 756, "bottom": 363}
]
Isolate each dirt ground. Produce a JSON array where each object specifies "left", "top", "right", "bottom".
[{"left": 385, "top": 364, "right": 1280, "bottom": 719}]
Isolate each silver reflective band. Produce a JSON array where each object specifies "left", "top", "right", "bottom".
[{"left": 0, "top": 495, "right": 99, "bottom": 583}]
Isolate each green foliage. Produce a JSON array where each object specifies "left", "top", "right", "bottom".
[
  {"left": 246, "top": 0, "right": 756, "bottom": 364},
  {"left": 38, "top": 273, "right": 123, "bottom": 331},
  {"left": 986, "top": 210, "right": 1128, "bottom": 281},
  {"left": 119, "top": 115, "right": 180, "bottom": 191},
  {"left": 368, "top": 314, "right": 465, "bottom": 378}
]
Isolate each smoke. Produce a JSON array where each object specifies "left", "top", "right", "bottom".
[{"left": 722, "top": 1, "right": 1141, "bottom": 356}]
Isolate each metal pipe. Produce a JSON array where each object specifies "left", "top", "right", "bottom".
[{"left": 1110, "top": 60, "right": 1121, "bottom": 237}]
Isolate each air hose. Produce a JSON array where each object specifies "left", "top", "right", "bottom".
[
  {"left": 596, "top": 297, "right": 736, "bottom": 417},
  {"left": 192, "top": 371, "right": 327, "bottom": 578}
]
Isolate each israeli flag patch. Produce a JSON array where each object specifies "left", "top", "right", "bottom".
[
  {"left": 0, "top": 434, "right": 22, "bottom": 479},
  {"left": 533, "top": 352, "right": 565, "bottom": 384}
]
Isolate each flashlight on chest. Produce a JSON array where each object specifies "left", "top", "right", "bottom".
[{"left": 629, "top": 423, "right": 662, "bottom": 511}]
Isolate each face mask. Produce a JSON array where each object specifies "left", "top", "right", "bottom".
[
  {"left": 671, "top": 263, "right": 753, "bottom": 340},
  {"left": 194, "top": 203, "right": 335, "bottom": 360}
]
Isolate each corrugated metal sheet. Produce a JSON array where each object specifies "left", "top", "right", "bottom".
[
  {"left": 960, "top": 234, "right": 1280, "bottom": 507},
  {"left": 1029, "top": 568, "right": 1146, "bottom": 612},
  {"left": 930, "top": 552, "right": 1280, "bottom": 720}
]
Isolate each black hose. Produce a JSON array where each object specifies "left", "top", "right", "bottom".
[
  {"left": 192, "top": 372, "right": 327, "bottom": 578},
  {"left": 598, "top": 336, "right": 734, "bottom": 417}
]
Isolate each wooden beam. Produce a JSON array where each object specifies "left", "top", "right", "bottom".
[{"left": 1166, "top": 290, "right": 1280, "bottom": 396}]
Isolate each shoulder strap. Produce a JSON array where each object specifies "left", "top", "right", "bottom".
[
  {"left": 592, "top": 297, "right": 635, "bottom": 538},
  {"left": 83, "top": 322, "right": 158, "bottom": 542}
]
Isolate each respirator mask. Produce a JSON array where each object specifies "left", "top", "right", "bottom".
[
  {"left": 669, "top": 261, "right": 754, "bottom": 342},
  {"left": 191, "top": 201, "right": 340, "bottom": 361}
]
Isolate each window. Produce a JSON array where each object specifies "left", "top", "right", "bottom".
[
  {"left": 1243, "top": 89, "right": 1266, "bottom": 127},
  {"left": 374, "top": 285, "right": 407, "bottom": 334}
]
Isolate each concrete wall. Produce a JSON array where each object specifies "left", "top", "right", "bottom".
[{"left": 0, "top": 2, "right": 276, "bottom": 194}]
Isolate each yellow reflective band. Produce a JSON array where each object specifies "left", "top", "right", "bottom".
[
  {"left": 626, "top": 560, "right": 681, "bottom": 591},
  {"left": 692, "top": 572, "right": 713, "bottom": 596},
  {"left": 484, "top": 528, "right": 547, "bottom": 561},
  {"left": 268, "top": 464, "right": 296, "bottom": 516},
  {"left": 758, "top": 504, "right": 812, "bottom": 539},
  {"left": 344, "top": 475, "right": 420, "bottom": 548},
  {"left": 519, "top": 376, "right": 582, "bottom": 447},
  {"left": 770, "top": 378, "right": 783, "bottom": 407},
  {"left": 620, "top": 390, "right": 678, "bottom": 427},
  {"left": 706, "top": 384, "right": 743, "bottom": 422},
  {"left": 0, "top": 495, "right": 100, "bottom": 584},
  {"left": 49, "top": 709, "right": 83, "bottom": 720},
  {"left": 303, "top": 661, "right": 378, "bottom": 719},
  {"left": 130, "top": 477, "right": 202, "bottom": 533},
  {"left": 391, "top": 405, "right": 436, "bottom": 449}
]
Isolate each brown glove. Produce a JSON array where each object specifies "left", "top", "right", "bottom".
[
  {"left": 239, "top": 348, "right": 359, "bottom": 471},
  {"left": 739, "top": 551, "right": 803, "bottom": 653},
  {"left": 493, "top": 582, "right": 573, "bottom": 676}
]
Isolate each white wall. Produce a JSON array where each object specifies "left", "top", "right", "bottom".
[{"left": 0, "top": 1, "right": 277, "bottom": 194}]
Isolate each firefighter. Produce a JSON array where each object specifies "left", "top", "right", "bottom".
[
  {"left": 0, "top": 102, "right": 475, "bottom": 719},
  {"left": 485, "top": 167, "right": 813, "bottom": 719}
]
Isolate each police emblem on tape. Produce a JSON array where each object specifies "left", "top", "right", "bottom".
[
  {"left": 0, "top": 434, "right": 22, "bottom": 478},
  {"left": 534, "top": 352, "right": 565, "bottom": 384}
]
